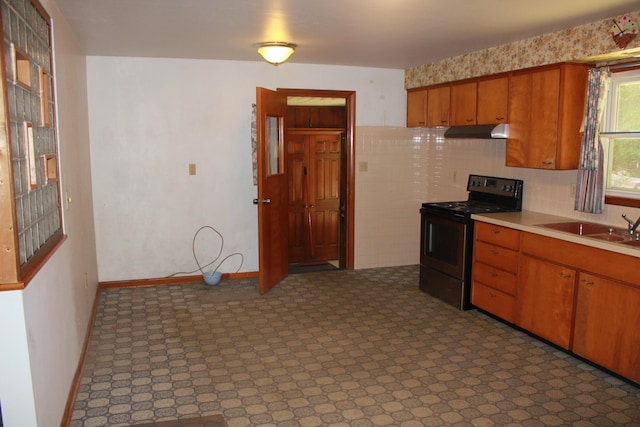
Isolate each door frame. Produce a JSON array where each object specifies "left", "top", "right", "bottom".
[{"left": 278, "top": 88, "right": 355, "bottom": 269}]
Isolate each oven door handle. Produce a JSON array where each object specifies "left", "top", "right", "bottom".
[{"left": 421, "top": 208, "right": 468, "bottom": 223}]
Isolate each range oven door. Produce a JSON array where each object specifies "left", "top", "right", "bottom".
[
  {"left": 419, "top": 207, "right": 473, "bottom": 310},
  {"left": 419, "top": 209, "right": 468, "bottom": 279}
]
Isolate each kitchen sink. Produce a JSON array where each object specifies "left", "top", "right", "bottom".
[
  {"left": 537, "top": 221, "right": 620, "bottom": 236},
  {"left": 620, "top": 239, "right": 640, "bottom": 247},
  {"left": 537, "top": 221, "right": 640, "bottom": 249},
  {"left": 587, "top": 233, "right": 627, "bottom": 242}
]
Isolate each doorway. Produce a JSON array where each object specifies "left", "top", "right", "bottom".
[{"left": 279, "top": 89, "right": 355, "bottom": 272}]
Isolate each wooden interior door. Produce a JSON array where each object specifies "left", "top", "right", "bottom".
[
  {"left": 255, "top": 87, "right": 288, "bottom": 294},
  {"left": 311, "top": 133, "right": 341, "bottom": 261},
  {"left": 286, "top": 130, "right": 342, "bottom": 263}
]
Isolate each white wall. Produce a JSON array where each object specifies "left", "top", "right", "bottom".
[
  {"left": 86, "top": 57, "right": 406, "bottom": 281},
  {"left": 0, "top": 0, "right": 98, "bottom": 425}
]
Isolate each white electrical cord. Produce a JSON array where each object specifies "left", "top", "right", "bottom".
[{"left": 166, "top": 225, "right": 244, "bottom": 278}]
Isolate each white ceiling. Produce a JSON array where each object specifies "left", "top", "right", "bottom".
[{"left": 53, "top": 0, "right": 640, "bottom": 69}]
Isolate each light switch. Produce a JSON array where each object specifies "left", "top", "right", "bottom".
[
  {"left": 359, "top": 161, "right": 368, "bottom": 172},
  {"left": 189, "top": 163, "right": 196, "bottom": 175}
]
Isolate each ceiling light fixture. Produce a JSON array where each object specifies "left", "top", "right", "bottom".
[{"left": 257, "top": 42, "right": 297, "bottom": 66}]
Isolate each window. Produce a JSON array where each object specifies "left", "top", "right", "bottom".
[
  {"left": 0, "top": 0, "right": 62, "bottom": 287},
  {"left": 603, "top": 68, "right": 640, "bottom": 207}
]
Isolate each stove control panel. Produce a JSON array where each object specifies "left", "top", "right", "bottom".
[{"left": 467, "top": 175, "right": 523, "bottom": 199}]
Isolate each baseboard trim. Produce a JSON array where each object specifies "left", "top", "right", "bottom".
[
  {"left": 60, "top": 284, "right": 101, "bottom": 427},
  {"left": 99, "top": 271, "right": 259, "bottom": 289}
]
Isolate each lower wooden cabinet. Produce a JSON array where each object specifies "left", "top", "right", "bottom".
[
  {"left": 472, "top": 222, "right": 640, "bottom": 385},
  {"left": 516, "top": 255, "right": 576, "bottom": 350},
  {"left": 573, "top": 273, "right": 640, "bottom": 383},
  {"left": 471, "top": 223, "right": 520, "bottom": 323},
  {"left": 472, "top": 281, "right": 515, "bottom": 323}
]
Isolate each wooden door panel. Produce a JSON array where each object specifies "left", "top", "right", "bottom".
[
  {"left": 286, "top": 132, "right": 307, "bottom": 262},
  {"left": 288, "top": 211, "right": 306, "bottom": 262},
  {"left": 477, "top": 76, "right": 508, "bottom": 124},
  {"left": 517, "top": 255, "right": 576, "bottom": 349},
  {"left": 256, "top": 87, "right": 288, "bottom": 294},
  {"left": 530, "top": 68, "right": 560, "bottom": 167},
  {"left": 426, "top": 85, "right": 450, "bottom": 127},
  {"left": 506, "top": 73, "right": 531, "bottom": 166},
  {"left": 573, "top": 274, "right": 640, "bottom": 383},
  {"left": 312, "top": 209, "right": 340, "bottom": 259},
  {"left": 312, "top": 133, "right": 341, "bottom": 260},
  {"left": 286, "top": 131, "right": 341, "bottom": 262},
  {"left": 406, "top": 89, "right": 427, "bottom": 127},
  {"left": 450, "top": 82, "right": 477, "bottom": 126},
  {"left": 314, "top": 158, "right": 340, "bottom": 200},
  {"left": 287, "top": 158, "right": 304, "bottom": 202}
]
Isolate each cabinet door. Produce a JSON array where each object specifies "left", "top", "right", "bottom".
[
  {"left": 517, "top": 255, "right": 576, "bottom": 349},
  {"left": 573, "top": 273, "right": 640, "bottom": 383},
  {"left": 426, "top": 85, "right": 450, "bottom": 127},
  {"left": 477, "top": 76, "right": 508, "bottom": 124},
  {"left": 407, "top": 89, "right": 427, "bottom": 127},
  {"left": 506, "top": 68, "right": 560, "bottom": 168},
  {"left": 450, "top": 82, "right": 477, "bottom": 126}
]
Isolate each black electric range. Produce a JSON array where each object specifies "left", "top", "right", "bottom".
[{"left": 419, "top": 175, "right": 524, "bottom": 310}]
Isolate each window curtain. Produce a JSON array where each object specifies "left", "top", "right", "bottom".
[{"left": 574, "top": 67, "right": 610, "bottom": 213}]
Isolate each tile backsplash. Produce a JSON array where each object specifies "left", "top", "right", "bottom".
[{"left": 354, "top": 126, "right": 640, "bottom": 269}]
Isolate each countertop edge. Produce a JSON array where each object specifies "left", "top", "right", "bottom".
[{"left": 471, "top": 210, "right": 640, "bottom": 259}]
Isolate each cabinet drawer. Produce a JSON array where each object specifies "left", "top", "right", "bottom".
[
  {"left": 474, "top": 240, "right": 519, "bottom": 273},
  {"left": 472, "top": 282, "right": 516, "bottom": 323},
  {"left": 475, "top": 222, "right": 520, "bottom": 250},
  {"left": 473, "top": 261, "right": 517, "bottom": 295}
]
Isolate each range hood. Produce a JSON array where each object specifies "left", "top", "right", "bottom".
[{"left": 443, "top": 124, "right": 509, "bottom": 139}]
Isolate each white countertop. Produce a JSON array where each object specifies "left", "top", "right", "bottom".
[{"left": 471, "top": 210, "right": 640, "bottom": 258}]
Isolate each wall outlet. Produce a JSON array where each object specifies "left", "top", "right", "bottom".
[
  {"left": 189, "top": 163, "right": 196, "bottom": 175},
  {"left": 570, "top": 183, "right": 577, "bottom": 197},
  {"left": 358, "top": 161, "right": 368, "bottom": 172}
]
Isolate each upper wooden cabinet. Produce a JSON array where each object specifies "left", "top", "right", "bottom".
[
  {"left": 406, "top": 88, "right": 427, "bottom": 127},
  {"left": 450, "top": 82, "right": 477, "bottom": 126},
  {"left": 506, "top": 63, "right": 589, "bottom": 169},
  {"left": 477, "top": 75, "right": 508, "bottom": 125},
  {"left": 426, "top": 85, "right": 450, "bottom": 127},
  {"left": 406, "top": 85, "right": 450, "bottom": 127}
]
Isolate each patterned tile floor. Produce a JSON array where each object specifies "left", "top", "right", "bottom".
[{"left": 71, "top": 265, "right": 640, "bottom": 427}]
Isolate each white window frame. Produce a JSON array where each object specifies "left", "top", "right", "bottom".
[{"left": 602, "top": 68, "right": 640, "bottom": 200}]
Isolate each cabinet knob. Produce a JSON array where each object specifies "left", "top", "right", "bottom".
[
  {"left": 581, "top": 279, "right": 595, "bottom": 286},
  {"left": 559, "top": 272, "right": 572, "bottom": 279},
  {"left": 490, "top": 250, "right": 499, "bottom": 255},
  {"left": 496, "top": 117, "right": 505, "bottom": 121},
  {"left": 488, "top": 292, "right": 496, "bottom": 298},
  {"left": 491, "top": 229, "right": 500, "bottom": 234}
]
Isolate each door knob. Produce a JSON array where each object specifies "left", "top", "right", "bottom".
[{"left": 253, "top": 198, "right": 271, "bottom": 205}]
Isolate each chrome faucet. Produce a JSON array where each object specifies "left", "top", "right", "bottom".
[{"left": 622, "top": 214, "right": 640, "bottom": 235}]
